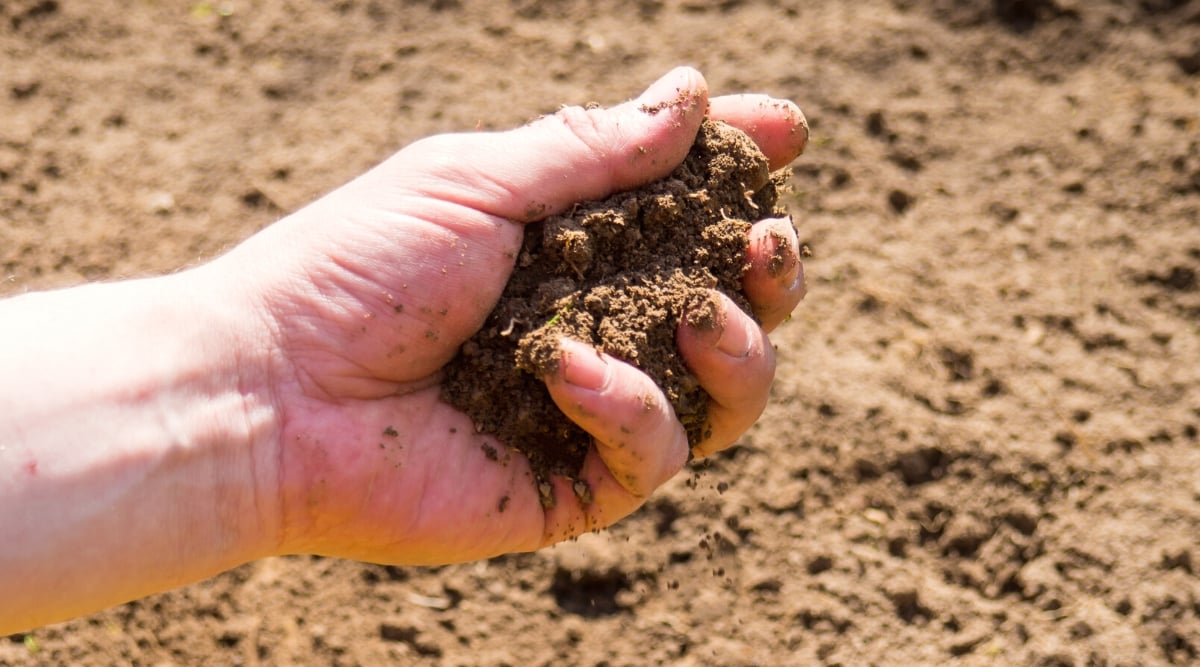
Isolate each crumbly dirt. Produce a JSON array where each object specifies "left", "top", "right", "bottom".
[
  {"left": 442, "top": 119, "right": 784, "bottom": 479},
  {"left": 4, "top": 1, "right": 1200, "bottom": 666}
]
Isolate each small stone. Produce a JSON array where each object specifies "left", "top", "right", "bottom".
[{"left": 145, "top": 191, "right": 175, "bottom": 214}]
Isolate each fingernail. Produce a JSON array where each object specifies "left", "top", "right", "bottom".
[
  {"left": 790, "top": 260, "right": 807, "bottom": 298},
  {"left": 715, "top": 314, "right": 756, "bottom": 358},
  {"left": 785, "top": 100, "right": 810, "bottom": 156},
  {"left": 560, "top": 339, "right": 610, "bottom": 390},
  {"left": 760, "top": 217, "right": 801, "bottom": 289}
]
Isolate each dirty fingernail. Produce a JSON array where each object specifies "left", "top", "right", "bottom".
[
  {"left": 560, "top": 339, "right": 610, "bottom": 390},
  {"left": 759, "top": 218, "right": 804, "bottom": 295},
  {"left": 789, "top": 259, "right": 807, "bottom": 296},
  {"left": 786, "top": 101, "right": 810, "bottom": 156}
]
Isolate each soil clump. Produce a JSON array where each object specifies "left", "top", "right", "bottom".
[{"left": 442, "top": 119, "right": 789, "bottom": 479}]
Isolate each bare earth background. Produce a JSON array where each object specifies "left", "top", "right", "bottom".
[{"left": 2, "top": 1, "right": 1200, "bottom": 665}]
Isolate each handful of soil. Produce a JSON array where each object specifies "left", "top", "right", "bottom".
[{"left": 442, "top": 119, "right": 790, "bottom": 482}]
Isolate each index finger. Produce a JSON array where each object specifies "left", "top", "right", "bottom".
[{"left": 708, "top": 94, "right": 810, "bottom": 170}]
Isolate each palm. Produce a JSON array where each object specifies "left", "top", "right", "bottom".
[
  {"left": 276, "top": 385, "right": 547, "bottom": 564},
  {"left": 260, "top": 191, "right": 549, "bottom": 563}
]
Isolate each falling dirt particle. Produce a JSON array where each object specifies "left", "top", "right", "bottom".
[
  {"left": 424, "top": 329, "right": 438, "bottom": 340},
  {"left": 481, "top": 443, "right": 498, "bottom": 462},
  {"left": 394, "top": 304, "right": 404, "bottom": 313},
  {"left": 717, "top": 481, "right": 729, "bottom": 494},
  {"left": 498, "top": 495, "right": 510, "bottom": 513},
  {"left": 383, "top": 426, "right": 399, "bottom": 437},
  {"left": 449, "top": 427, "right": 457, "bottom": 434}
]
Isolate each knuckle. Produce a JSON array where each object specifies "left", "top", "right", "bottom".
[{"left": 552, "top": 105, "right": 616, "bottom": 163}]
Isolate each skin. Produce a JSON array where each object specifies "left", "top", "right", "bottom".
[{"left": 0, "top": 67, "right": 808, "bottom": 633}]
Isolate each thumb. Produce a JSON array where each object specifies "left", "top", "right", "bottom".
[{"left": 387, "top": 66, "right": 709, "bottom": 222}]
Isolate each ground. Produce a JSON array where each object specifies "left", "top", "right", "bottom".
[{"left": 2, "top": 1, "right": 1199, "bottom": 665}]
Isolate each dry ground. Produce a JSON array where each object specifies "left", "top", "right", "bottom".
[{"left": 2, "top": 1, "right": 1199, "bottom": 665}]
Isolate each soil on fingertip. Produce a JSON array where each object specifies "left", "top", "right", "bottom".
[{"left": 441, "top": 119, "right": 792, "bottom": 480}]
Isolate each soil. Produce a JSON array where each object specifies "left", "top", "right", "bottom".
[
  {"left": 3, "top": 1, "right": 1200, "bottom": 665},
  {"left": 442, "top": 119, "right": 783, "bottom": 480}
]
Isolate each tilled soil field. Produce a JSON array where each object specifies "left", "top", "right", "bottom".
[{"left": 2, "top": 1, "right": 1199, "bottom": 665}]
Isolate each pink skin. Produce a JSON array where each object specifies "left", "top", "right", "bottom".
[{"left": 216, "top": 67, "right": 809, "bottom": 564}]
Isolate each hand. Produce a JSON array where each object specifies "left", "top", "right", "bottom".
[{"left": 217, "top": 67, "right": 809, "bottom": 564}]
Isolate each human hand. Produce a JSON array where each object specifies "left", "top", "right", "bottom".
[{"left": 215, "top": 67, "right": 809, "bottom": 564}]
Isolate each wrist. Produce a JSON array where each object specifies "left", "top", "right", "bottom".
[{"left": 180, "top": 260, "right": 285, "bottom": 561}]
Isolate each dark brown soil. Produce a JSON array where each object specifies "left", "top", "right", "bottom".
[{"left": 442, "top": 119, "right": 785, "bottom": 479}]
